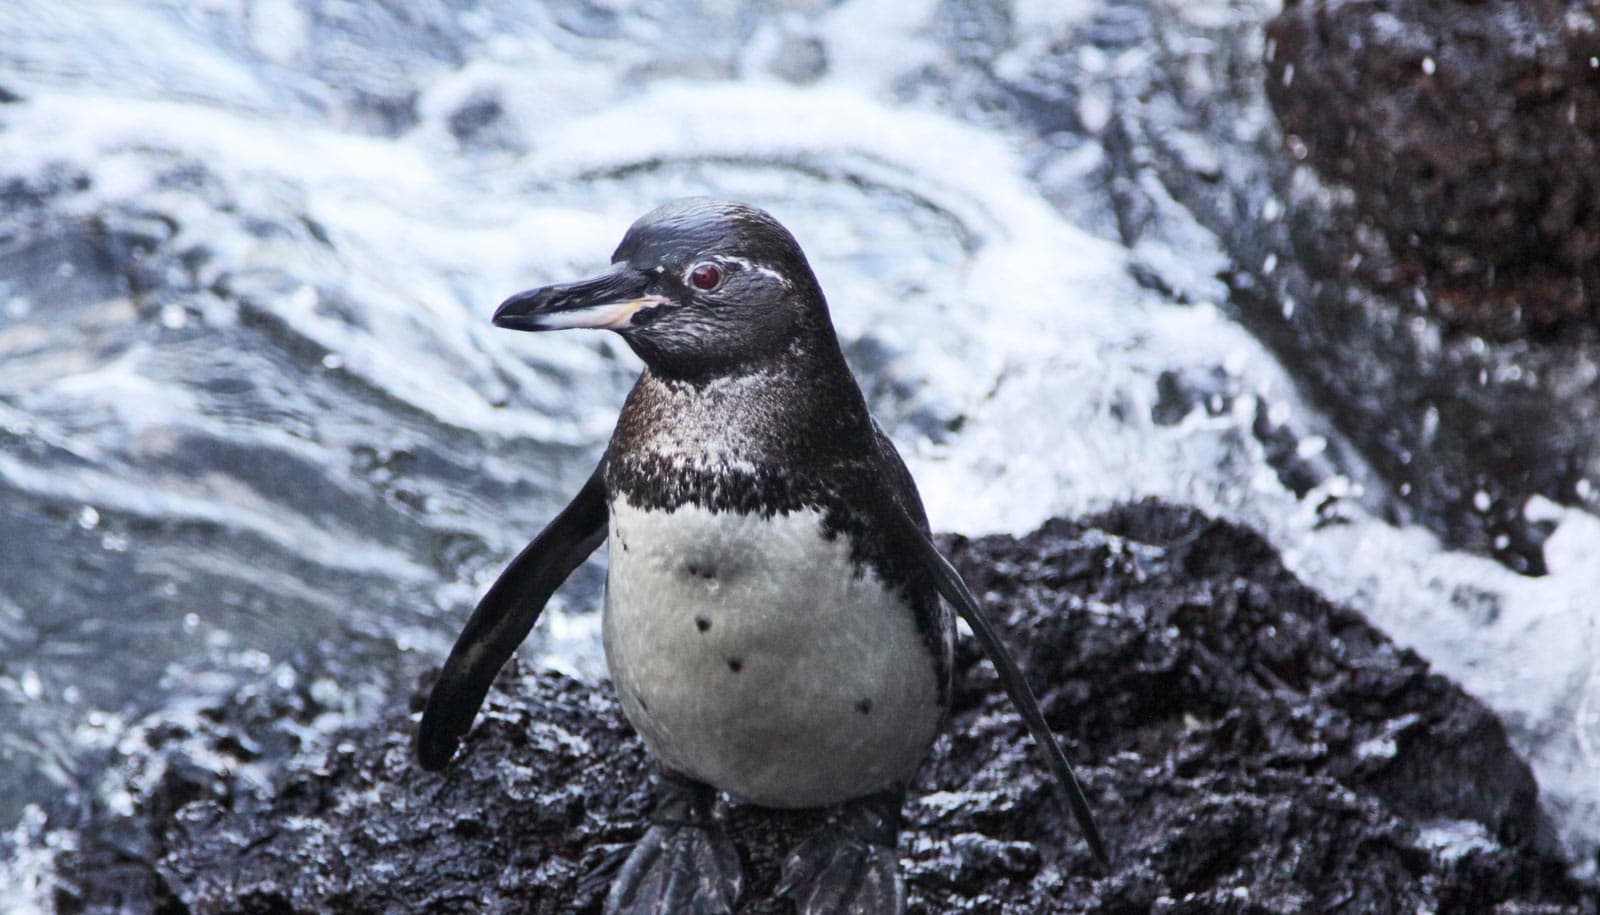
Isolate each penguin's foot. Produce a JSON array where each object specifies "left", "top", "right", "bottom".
[
  {"left": 603, "top": 773, "right": 742, "bottom": 915},
  {"left": 776, "top": 791, "right": 905, "bottom": 915}
]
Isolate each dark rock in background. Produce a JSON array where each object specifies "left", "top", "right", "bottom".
[
  {"left": 1266, "top": 0, "right": 1600, "bottom": 338},
  {"left": 58, "top": 506, "right": 1595, "bottom": 913},
  {"left": 1055, "top": 0, "right": 1600, "bottom": 572},
  {"left": 1249, "top": 0, "right": 1600, "bottom": 572}
]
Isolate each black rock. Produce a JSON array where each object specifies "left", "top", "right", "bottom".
[
  {"left": 55, "top": 503, "right": 1594, "bottom": 913},
  {"left": 1076, "top": 0, "right": 1600, "bottom": 573},
  {"left": 1267, "top": 0, "right": 1600, "bottom": 338}
]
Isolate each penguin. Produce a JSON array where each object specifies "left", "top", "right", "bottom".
[{"left": 417, "top": 198, "right": 1107, "bottom": 914}]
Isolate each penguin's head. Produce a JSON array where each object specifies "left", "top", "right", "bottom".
[{"left": 494, "top": 198, "right": 830, "bottom": 376}]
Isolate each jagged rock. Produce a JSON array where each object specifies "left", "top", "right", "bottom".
[
  {"left": 58, "top": 504, "right": 1593, "bottom": 913},
  {"left": 1098, "top": 0, "right": 1600, "bottom": 571},
  {"left": 1266, "top": 0, "right": 1600, "bottom": 338}
]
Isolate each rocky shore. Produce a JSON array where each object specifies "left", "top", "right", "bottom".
[{"left": 57, "top": 504, "right": 1594, "bottom": 913}]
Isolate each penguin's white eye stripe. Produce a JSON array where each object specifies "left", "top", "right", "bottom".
[{"left": 719, "top": 256, "right": 790, "bottom": 287}]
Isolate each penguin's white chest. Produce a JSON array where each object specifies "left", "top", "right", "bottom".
[{"left": 603, "top": 497, "right": 944, "bottom": 808}]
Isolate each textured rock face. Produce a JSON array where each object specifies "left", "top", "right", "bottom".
[
  {"left": 1104, "top": 0, "right": 1600, "bottom": 576},
  {"left": 1265, "top": 0, "right": 1600, "bottom": 338},
  {"left": 57, "top": 506, "right": 1593, "bottom": 913}
]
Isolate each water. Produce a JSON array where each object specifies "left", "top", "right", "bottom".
[{"left": 1, "top": 0, "right": 1596, "bottom": 901}]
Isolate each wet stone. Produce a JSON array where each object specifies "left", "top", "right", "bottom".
[
  {"left": 54, "top": 505, "right": 1593, "bottom": 913},
  {"left": 1266, "top": 0, "right": 1600, "bottom": 338}
]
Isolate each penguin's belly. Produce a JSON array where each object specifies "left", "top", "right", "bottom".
[{"left": 603, "top": 497, "right": 943, "bottom": 809}]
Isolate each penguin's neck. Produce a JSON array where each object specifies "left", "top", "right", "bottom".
[{"left": 605, "top": 342, "right": 872, "bottom": 515}]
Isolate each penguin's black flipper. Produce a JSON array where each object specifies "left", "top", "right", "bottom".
[
  {"left": 889, "top": 507, "right": 1110, "bottom": 869},
  {"left": 417, "top": 464, "right": 609, "bottom": 771}
]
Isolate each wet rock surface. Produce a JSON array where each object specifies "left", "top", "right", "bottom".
[
  {"left": 57, "top": 505, "right": 1594, "bottom": 913},
  {"left": 1225, "top": 0, "right": 1600, "bottom": 574},
  {"left": 1064, "top": 0, "right": 1600, "bottom": 572},
  {"left": 1266, "top": 0, "right": 1600, "bottom": 338}
]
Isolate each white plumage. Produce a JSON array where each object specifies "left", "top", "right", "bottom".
[{"left": 603, "top": 496, "right": 943, "bottom": 809}]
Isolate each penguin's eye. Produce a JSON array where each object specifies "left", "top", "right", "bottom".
[{"left": 687, "top": 263, "right": 723, "bottom": 291}]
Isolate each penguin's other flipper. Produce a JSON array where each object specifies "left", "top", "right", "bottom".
[
  {"left": 416, "top": 463, "right": 608, "bottom": 771},
  {"left": 890, "top": 508, "right": 1110, "bottom": 869}
]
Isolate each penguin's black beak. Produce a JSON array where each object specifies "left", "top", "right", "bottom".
[{"left": 493, "top": 264, "right": 667, "bottom": 332}]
